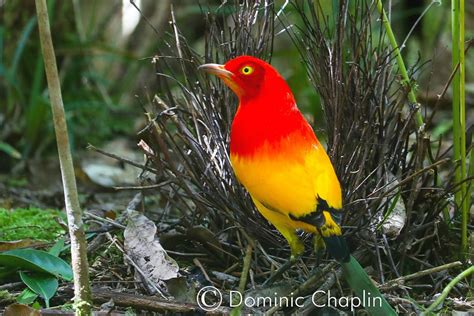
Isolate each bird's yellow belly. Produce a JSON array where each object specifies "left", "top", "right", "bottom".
[{"left": 230, "top": 153, "right": 317, "bottom": 216}]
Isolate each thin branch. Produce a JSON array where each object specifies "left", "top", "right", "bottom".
[
  {"left": 380, "top": 261, "right": 463, "bottom": 290},
  {"left": 35, "top": 0, "right": 92, "bottom": 314}
]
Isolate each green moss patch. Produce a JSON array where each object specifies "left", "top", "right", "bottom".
[{"left": 0, "top": 208, "right": 66, "bottom": 241}]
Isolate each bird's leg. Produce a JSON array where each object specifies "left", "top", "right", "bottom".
[
  {"left": 263, "top": 231, "right": 304, "bottom": 286},
  {"left": 309, "top": 232, "right": 325, "bottom": 276},
  {"left": 263, "top": 254, "right": 301, "bottom": 287}
]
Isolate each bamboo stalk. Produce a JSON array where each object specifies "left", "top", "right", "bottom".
[
  {"left": 34, "top": 0, "right": 92, "bottom": 314},
  {"left": 375, "top": 0, "right": 424, "bottom": 128},
  {"left": 459, "top": 0, "right": 468, "bottom": 258},
  {"left": 451, "top": 0, "right": 468, "bottom": 256}
]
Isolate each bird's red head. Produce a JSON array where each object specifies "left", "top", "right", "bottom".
[{"left": 199, "top": 55, "right": 289, "bottom": 101}]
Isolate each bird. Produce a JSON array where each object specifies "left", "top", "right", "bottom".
[{"left": 199, "top": 56, "right": 396, "bottom": 315}]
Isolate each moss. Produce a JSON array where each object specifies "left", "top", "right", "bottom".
[{"left": 0, "top": 208, "right": 66, "bottom": 241}]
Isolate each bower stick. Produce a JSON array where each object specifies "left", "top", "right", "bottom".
[{"left": 35, "top": 0, "right": 92, "bottom": 314}]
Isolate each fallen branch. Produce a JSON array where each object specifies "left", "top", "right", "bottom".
[{"left": 91, "top": 289, "right": 231, "bottom": 314}]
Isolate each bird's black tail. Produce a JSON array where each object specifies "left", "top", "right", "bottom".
[{"left": 322, "top": 235, "right": 350, "bottom": 262}]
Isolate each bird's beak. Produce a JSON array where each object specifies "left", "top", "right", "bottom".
[
  {"left": 199, "top": 63, "right": 243, "bottom": 97},
  {"left": 198, "top": 63, "right": 233, "bottom": 79}
]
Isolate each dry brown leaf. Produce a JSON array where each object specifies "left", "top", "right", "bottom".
[
  {"left": 4, "top": 303, "right": 40, "bottom": 316},
  {"left": 124, "top": 210, "right": 179, "bottom": 287}
]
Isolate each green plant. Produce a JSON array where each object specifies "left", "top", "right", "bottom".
[
  {"left": 451, "top": 0, "right": 469, "bottom": 257},
  {"left": 0, "top": 242, "right": 72, "bottom": 308},
  {"left": 0, "top": 142, "right": 21, "bottom": 159},
  {"left": 376, "top": 0, "right": 424, "bottom": 128},
  {"left": 423, "top": 265, "right": 474, "bottom": 314},
  {"left": 0, "top": 1, "right": 139, "bottom": 167}
]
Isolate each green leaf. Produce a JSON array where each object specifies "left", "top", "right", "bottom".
[
  {"left": 16, "top": 288, "right": 38, "bottom": 305},
  {"left": 343, "top": 256, "right": 397, "bottom": 315},
  {"left": 48, "top": 238, "right": 65, "bottom": 257},
  {"left": 20, "top": 272, "right": 58, "bottom": 308},
  {"left": 10, "top": 17, "right": 37, "bottom": 77},
  {"left": 0, "top": 142, "right": 22, "bottom": 159},
  {"left": 0, "top": 249, "right": 72, "bottom": 280}
]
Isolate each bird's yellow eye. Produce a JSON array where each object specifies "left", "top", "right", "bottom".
[{"left": 241, "top": 66, "right": 254, "bottom": 75}]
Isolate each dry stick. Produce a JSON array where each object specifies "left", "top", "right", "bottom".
[
  {"left": 301, "top": 269, "right": 344, "bottom": 313},
  {"left": 87, "top": 144, "right": 159, "bottom": 174},
  {"left": 238, "top": 244, "right": 253, "bottom": 293},
  {"left": 193, "top": 258, "right": 215, "bottom": 285},
  {"left": 423, "top": 265, "right": 474, "bottom": 314},
  {"left": 266, "top": 264, "right": 341, "bottom": 315},
  {"left": 91, "top": 289, "right": 231, "bottom": 314},
  {"left": 230, "top": 244, "right": 253, "bottom": 314},
  {"left": 368, "top": 158, "right": 449, "bottom": 199},
  {"left": 83, "top": 211, "right": 126, "bottom": 229},
  {"left": 266, "top": 250, "right": 370, "bottom": 314},
  {"left": 380, "top": 261, "right": 463, "bottom": 290},
  {"left": 114, "top": 180, "right": 174, "bottom": 191},
  {"left": 34, "top": 0, "right": 92, "bottom": 314},
  {"left": 426, "top": 40, "right": 473, "bottom": 127},
  {"left": 0, "top": 282, "right": 24, "bottom": 291}
]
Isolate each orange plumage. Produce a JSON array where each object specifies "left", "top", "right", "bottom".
[{"left": 199, "top": 56, "right": 346, "bottom": 261}]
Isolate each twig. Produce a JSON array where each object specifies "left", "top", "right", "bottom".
[
  {"left": 166, "top": 250, "right": 207, "bottom": 257},
  {"left": 129, "top": 0, "right": 161, "bottom": 36},
  {"left": 301, "top": 268, "right": 344, "bottom": 313},
  {"left": 423, "top": 265, "right": 474, "bottom": 314},
  {"left": 193, "top": 258, "right": 215, "bottom": 285},
  {"left": 170, "top": 4, "right": 182, "bottom": 60},
  {"left": 230, "top": 244, "right": 253, "bottom": 315},
  {"left": 380, "top": 261, "right": 463, "bottom": 290},
  {"left": 265, "top": 262, "right": 338, "bottom": 315},
  {"left": 238, "top": 244, "right": 253, "bottom": 293},
  {"left": 368, "top": 158, "right": 449, "bottom": 199},
  {"left": 84, "top": 211, "right": 126, "bottom": 229},
  {"left": 35, "top": 0, "right": 91, "bottom": 314},
  {"left": 266, "top": 264, "right": 341, "bottom": 315},
  {"left": 0, "top": 282, "right": 24, "bottom": 291},
  {"left": 400, "top": 1, "right": 440, "bottom": 53},
  {"left": 87, "top": 144, "right": 158, "bottom": 174},
  {"left": 427, "top": 38, "right": 474, "bottom": 125},
  {"left": 114, "top": 180, "right": 174, "bottom": 191}
]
